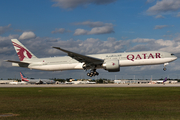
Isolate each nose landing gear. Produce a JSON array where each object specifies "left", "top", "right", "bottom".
[
  {"left": 163, "top": 63, "right": 169, "bottom": 71},
  {"left": 163, "top": 67, "right": 167, "bottom": 71}
]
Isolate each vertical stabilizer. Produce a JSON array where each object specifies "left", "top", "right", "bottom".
[
  {"left": 163, "top": 77, "right": 167, "bottom": 83},
  {"left": 20, "top": 72, "right": 29, "bottom": 82},
  {"left": 11, "top": 39, "right": 37, "bottom": 61}
]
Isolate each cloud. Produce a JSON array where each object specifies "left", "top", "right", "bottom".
[
  {"left": 14, "top": 29, "right": 23, "bottom": 32},
  {"left": 146, "top": 0, "right": 155, "bottom": 3},
  {"left": 74, "top": 29, "right": 88, "bottom": 35},
  {"left": 128, "top": 37, "right": 180, "bottom": 59},
  {"left": 52, "top": 0, "right": 117, "bottom": 9},
  {"left": 155, "top": 15, "right": 165, "bottom": 19},
  {"left": 154, "top": 25, "right": 168, "bottom": 29},
  {"left": 73, "top": 21, "right": 114, "bottom": 35},
  {"left": 74, "top": 21, "right": 110, "bottom": 28},
  {"left": 0, "top": 35, "right": 18, "bottom": 42},
  {"left": 51, "top": 28, "right": 71, "bottom": 34},
  {"left": 163, "top": 34, "right": 173, "bottom": 38},
  {"left": 2, "top": 37, "right": 129, "bottom": 57},
  {"left": 0, "top": 24, "right": 12, "bottom": 35},
  {"left": 177, "top": 12, "right": 180, "bottom": 17},
  {"left": 155, "top": 39, "right": 175, "bottom": 46},
  {"left": 88, "top": 25, "right": 114, "bottom": 35},
  {"left": 19, "top": 31, "right": 36, "bottom": 40},
  {"left": 133, "top": 38, "right": 155, "bottom": 43},
  {"left": 147, "top": 0, "right": 180, "bottom": 15},
  {"left": 3, "top": 34, "right": 180, "bottom": 58},
  {"left": 17, "top": 36, "right": 180, "bottom": 57},
  {"left": 0, "top": 35, "right": 20, "bottom": 68},
  {"left": 74, "top": 26, "right": 114, "bottom": 35},
  {"left": 0, "top": 35, "right": 19, "bottom": 54}
]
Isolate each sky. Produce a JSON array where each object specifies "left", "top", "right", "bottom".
[{"left": 1, "top": 0, "right": 180, "bottom": 80}]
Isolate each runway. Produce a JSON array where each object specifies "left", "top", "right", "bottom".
[{"left": 1, "top": 83, "right": 180, "bottom": 87}]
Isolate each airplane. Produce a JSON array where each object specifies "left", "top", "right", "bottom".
[
  {"left": 5, "top": 39, "right": 177, "bottom": 77},
  {"left": 156, "top": 77, "right": 168, "bottom": 84},
  {"left": 20, "top": 72, "right": 56, "bottom": 84},
  {"left": 65, "top": 81, "right": 73, "bottom": 84},
  {"left": 86, "top": 81, "right": 96, "bottom": 84},
  {"left": 9, "top": 81, "right": 27, "bottom": 85}
]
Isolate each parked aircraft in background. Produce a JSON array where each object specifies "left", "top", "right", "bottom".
[
  {"left": 86, "top": 81, "right": 96, "bottom": 84},
  {"left": 65, "top": 81, "right": 73, "bottom": 84},
  {"left": 6, "top": 39, "right": 177, "bottom": 77},
  {"left": 9, "top": 81, "right": 27, "bottom": 85},
  {"left": 20, "top": 72, "right": 55, "bottom": 84},
  {"left": 156, "top": 77, "right": 167, "bottom": 84}
]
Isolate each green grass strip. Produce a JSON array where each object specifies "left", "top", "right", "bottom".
[{"left": 0, "top": 87, "right": 180, "bottom": 120}]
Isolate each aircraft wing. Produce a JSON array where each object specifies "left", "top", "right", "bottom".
[
  {"left": 53, "top": 47, "right": 104, "bottom": 65},
  {"left": 36, "top": 80, "right": 43, "bottom": 84}
]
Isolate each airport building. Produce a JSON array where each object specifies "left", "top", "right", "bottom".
[
  {"left": 114, "top": 80, "right": 178, "bottom": 84},
  {"left": 0, "top": 80, "right": 14, "bottom": 84},
  {"left": 114, "top": 80, "right": 151, "bottom": 84}
]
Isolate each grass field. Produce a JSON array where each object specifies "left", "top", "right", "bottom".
[{"left": 0, "top": 87, "right": 180, "bottom": 120}]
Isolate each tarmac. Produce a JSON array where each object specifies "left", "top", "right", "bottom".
[{"left": 1, "top": 83, "right": 180, "bottom": 87}]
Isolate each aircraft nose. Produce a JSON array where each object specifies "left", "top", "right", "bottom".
[
  {"left": 171, "top": 53, "right": 178, "bottom": 60},
  {"left": 175, "top": 56, "right": 178, "bottom": 60},
  {"left": 173, "top": 55, "right": 178, "bottom": 61}
]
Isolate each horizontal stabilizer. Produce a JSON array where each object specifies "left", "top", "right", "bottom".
[
  {"left": 5, "top": 60, "right": 30, "bottom": 64},
  {"left": 5, "top": 60, "right": 29, "bottom": 67}
]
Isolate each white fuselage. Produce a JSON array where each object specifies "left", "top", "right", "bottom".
[
  {"left": 24, "top": 79, "right": 56, "bottom": 84},
  {"left": 12, "top": 51, "right": 177, "bottom": 71}
]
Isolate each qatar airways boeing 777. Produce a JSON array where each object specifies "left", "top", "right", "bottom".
[{"left": 6, "top": 39, "right": 177, "bottom": 77}]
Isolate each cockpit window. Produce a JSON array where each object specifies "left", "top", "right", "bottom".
[{"left": 171, "top": 54, "right": 175, "bottom": 56}]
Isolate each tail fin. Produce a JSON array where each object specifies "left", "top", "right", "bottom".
[
  {"left": 163, "top": 77, "right": 167, "bottom": 83},
  {"left": 11, "top": 39, "right": 37, "bottom": 61},
  {"left": 20, "top": 72, "right": 29, "bottom": 82}
]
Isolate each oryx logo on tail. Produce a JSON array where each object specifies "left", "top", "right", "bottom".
[
  {"left": 11, "top": 39, "right": 37, "bottom": 61},
  {"left": 12, "top": 42, "right": 32, "bottom": 61}
]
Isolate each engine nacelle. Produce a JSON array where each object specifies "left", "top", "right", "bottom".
[{"left": 103, "top": 59, "right": 120, "bottom": 72}]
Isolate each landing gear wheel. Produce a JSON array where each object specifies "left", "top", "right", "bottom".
[
  {"left": 87, "top": 73, "right": 90, "bottom": 76},
  {"left": 163, "top": 68, "right": 167, "bottom": 71},
  {"left": 163, "top": 63, "right": 169, "bottom": 71},
  {"left": 87, "top": 69, "right": 99, "bottom": 77}
]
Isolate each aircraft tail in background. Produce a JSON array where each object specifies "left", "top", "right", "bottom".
[
  {"left": 11, "top": 39, "right": 37, "bottom": 61},
  {"left": 20, "top": 72, "right": 29, "bottom": 82},
  {"left": 163, "top": 77, "right": 167, "bottom": 83}
]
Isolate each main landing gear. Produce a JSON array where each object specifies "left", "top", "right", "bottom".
[
  {"left": 87, "top": 69, "right": 99, "bottom": 77},
  {"left": 83, "top": 64, "right": 99, "bottom": 77}
]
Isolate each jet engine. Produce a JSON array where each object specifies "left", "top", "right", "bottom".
[{"left": 103, "top": 59, "right": 120, "bottom": 72}]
